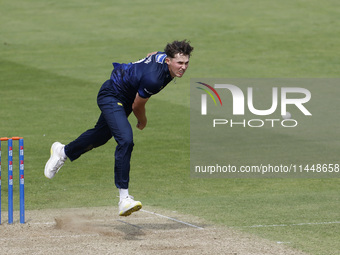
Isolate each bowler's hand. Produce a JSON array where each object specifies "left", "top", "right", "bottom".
[{"left": 136, "top": 120, "right": 147, "bottom": 130}]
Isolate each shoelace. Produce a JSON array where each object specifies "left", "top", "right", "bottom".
[{"left": 117, "top": 195, "right": 135, "bottom": 202}]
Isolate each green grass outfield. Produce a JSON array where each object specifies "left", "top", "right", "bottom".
[{"left": 1, "top": 0, "right": 339, "bottom": 254}]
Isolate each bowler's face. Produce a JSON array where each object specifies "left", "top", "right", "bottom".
[{"left": 166, "top": 53, "right": 190, "bottom": 78}]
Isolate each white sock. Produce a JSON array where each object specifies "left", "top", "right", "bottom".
[
  {"left": 60, "top": 146, "right": 67, "bottom": 159},
  {"left": 119, "top": 189, "right": 129, "bottom": 201}
]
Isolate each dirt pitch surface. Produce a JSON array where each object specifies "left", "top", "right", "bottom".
[{"left": 0, "top": 206, "right": 308, "bottom": 255}]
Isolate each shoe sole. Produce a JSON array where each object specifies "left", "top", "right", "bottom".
[{"left": 119, "top": 203, "right": 142, "bottom": 217}]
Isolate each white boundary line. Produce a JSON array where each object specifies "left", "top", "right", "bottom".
[
  {"left": 242, "top": 221, "right": 340, "bottom": 228},
  {"left": 140, "top": 209, "right": 204, "bottom": 230}
]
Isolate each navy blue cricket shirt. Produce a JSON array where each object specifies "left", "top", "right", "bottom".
[{"left": 109, "top": 52, "right": 173, "bottom": 109}]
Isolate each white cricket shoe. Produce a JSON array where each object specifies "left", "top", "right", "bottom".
[
  {"left": 119, "top": 195, "right": 142, "bottom": 216},
  {"left": 44, "top": 142, "right": 67, "bottom": 179}
]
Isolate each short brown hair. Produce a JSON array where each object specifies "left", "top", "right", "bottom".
[{"left": 164, "top": 40, "right": 194, "bottom": 58}]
